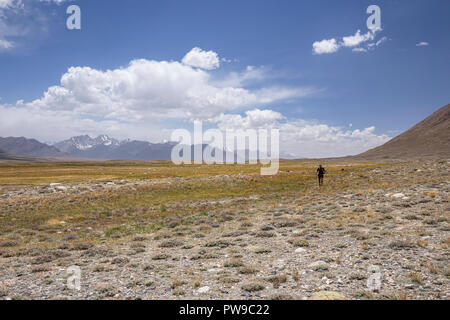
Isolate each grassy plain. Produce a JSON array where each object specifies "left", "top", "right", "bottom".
[{"left": 0, "top": 159, "right": 448, "bottom": 300}]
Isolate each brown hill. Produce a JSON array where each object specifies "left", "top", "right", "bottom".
[
  {"left": 357, "top": 104, "right": 450, "bottom": 160},
  {"left": 0, "top": 148, "right": 19, "bottom": 160},
  {"left": 0, "top": 148, "right": 40, "bottom": 161},
  {"left": 0, "top": 148, "right": 13, "bottom": 160}
]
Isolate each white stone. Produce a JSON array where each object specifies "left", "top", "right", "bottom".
[
  {"left": 392, "top": 193, "right": 405, "bottom": 198},
  {"left": 308, "top": 261, "right": 328, "bottom": 269},
  {"left": 197, "top": 286, "right": 210, "bottom": 294},
  {"left": 295, "top": 248, "right": 306, "bottom": 253}
]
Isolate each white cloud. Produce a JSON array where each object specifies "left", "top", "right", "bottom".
[
  {"left": 0, "top": 1, "right": 26, "bottom": 50},
  {"left": 213, "top": 109, "right": 391, "bottom": 158},
  {"left": 312, "top": 38, "right": 340, "bottom": 55},
  {"left": 0, "top": 0, "right": 73, "bottom": 51},
  {"left": 0, "top": 0, "right": 21, "bottom": 9},
  {"left": 313, "top": 27, "right": 386, "bottom": 55},
  {"left": 0, "top": 0, "right": 21, "bottom": 50},
  {"left": 217, "top": 65, "right": 268, "bottom": 87},
  {"left": 213, "top": 109, "right": 284, "bottom": 130},
  {"left": 0, "top": 104, "right": 391, "bottom": 157},
  {"left": 0, "top": 48, "right": 317, "bottom": 143},
  {"left": 342, "top": 30, "right": 374, "bottom": 47},
  {"left": 39, "top": 0, "right": 72, "bottom": 4},
  {"left": 182, "top": 47, "right": 220, "bottom": 70},
  {"left": 416, "top": 41, "right": 429, "bottom": 47},
  {"left": 0, "top": 38, "right": 12, "bottom": 49},
  {"left": 23, "top": 55, "right": 311, "bottom": 122},
  {"left": 0, "top": 104, "right": 169, "bottom": 143},
  {"left": 375, "top": 36, "right": 387, "bottom": 47},
  {"left": 19, "top": 48, "right": 315, "bottom": 121}
]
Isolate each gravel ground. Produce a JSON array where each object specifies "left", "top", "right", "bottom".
[{"left": 0, "top": 160, "right": 448, "bottom": 300}]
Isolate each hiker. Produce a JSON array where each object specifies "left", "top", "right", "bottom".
[{"left": 317, "top": 165, "right": 326, "bottom": 187}]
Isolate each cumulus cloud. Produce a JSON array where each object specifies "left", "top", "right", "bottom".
[
  {"left": 212, "top": 109, "right": 284, "bottom": 130},
  {"left": 416, "top": 41, "right": 429, "bottom": 47},
  {"left": 182, "top": 47, "right": 220, "bottom": 70},
  {"left": 22, "top": 55, "right": 311, "bottom": 122},
  {"left": 312, "top": 38, "right": 340, "bottom": 55},
  {"left": 213, "top": 109, "right": 391, "bottom": 158},
  {"left": 0, "top": 48, "right": 318, "bottom": 143}
]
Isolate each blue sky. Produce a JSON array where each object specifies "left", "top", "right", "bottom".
[{"left": 0, "top": 0, "right": 448, "bottom": 157}]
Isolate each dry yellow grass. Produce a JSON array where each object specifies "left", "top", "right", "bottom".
[
  {"left": 0, "top": 159, "right": 380, "bottom": 186},
  {"left": 0, "top": 159, "right": 392, "bottom": 251}
]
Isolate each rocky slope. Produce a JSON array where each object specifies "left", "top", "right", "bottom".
[{"left": 358, "top": 104, "right": 450, "bottom": 160}]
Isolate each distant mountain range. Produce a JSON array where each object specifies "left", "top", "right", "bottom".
[
  {"left": 0, "top": 135, "right": 178, "bottom": 161},
  {"left": 0, "top": 134, "right": 256, "bottom": 162},
  {"left": 54, "top": 135, "right": 177, "bottom": 160},
  {"left": 1, "top": 104, "right": 448, "bottom": 161}
]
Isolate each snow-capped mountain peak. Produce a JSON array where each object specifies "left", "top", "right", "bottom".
[
  {"left": 54, "top": 135, "right": 121, "bottom": 153},
  {"left": 52, "top": 134, "right": 177, "bottom": 160}
]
